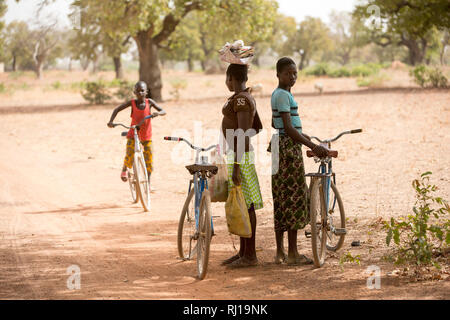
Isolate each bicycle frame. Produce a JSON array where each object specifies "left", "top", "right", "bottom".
[{"left": 165, "top": 137, "right": 217, "bottom": 235}]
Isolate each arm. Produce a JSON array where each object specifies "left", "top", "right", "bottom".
[
  {"left": 107, "top": 101, "right": 132, "bottom": 127},
  {"left": 148, "top": 98, "right": 166, "bottom": 116},
  {"left": 280, "top": 113, "right": 328, "bottom": 157},
  {"left": 232, "top": 110, "right": 252, "bottom": 186}
]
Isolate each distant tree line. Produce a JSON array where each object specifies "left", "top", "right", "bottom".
[{"left": 0, "top": 0, "right": 448, "bottom": 100}]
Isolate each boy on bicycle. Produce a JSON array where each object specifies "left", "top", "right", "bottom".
[{"left": 107, "top": 81, "right": 166, "bottom": 184}]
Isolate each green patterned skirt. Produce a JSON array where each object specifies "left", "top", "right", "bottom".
[
  {"left": 269, "top": 134, "right": 310, "bottom": 231},
  {"left": 226, "top": 151, "right": 263, "bottom": 210}
]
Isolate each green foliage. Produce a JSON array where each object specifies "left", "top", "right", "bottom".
[
  {"left": 356, "top": 73, "right": 390, "bottom": 88},
  {"left": 384, "top": 172, "right": 450, "bottom": 266},
  {"left": 114, "top": 80, "right": 134, "bottom": 102},
  {"left": 351, "top": 64, "right": 380, "bottom": 77},
  {"left": 0, "top": 82, "right": 5, "bottom": 94},
  {"left": 81, "top": 80, "right": 112, "bottom": 105},
  {"left": 410, "top": 65, "right": 448, "bottom": 88},
  {"left": 304, "top": 63, "right": 330, "bottom": 76},
  {"left": 329, "top": 67, "right": 351, "bottom": 78},
  {"left": 51, "top": 81, "right": 62, "bottom": 90},
  {"left": 339, "top": 251, "right": 361, "bottom": 271}
]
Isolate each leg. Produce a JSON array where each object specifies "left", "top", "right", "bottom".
[
  {"left": 221, "top": 238, "right": 244, "bottom": 266},
  {"left": 122, "top": 139, "right": 135, "bottom": 181},
  {"left": 142, "top": 140, "right": 153, "bottom": 181},
  {"left": 274, "top": 230, "right": 287, "bottom": 264},
  {"left": 227, "top": 205, "right": 258, "bottom": 268},
  {"left": 287, "top": 228, "right": 313, "bottom": 266}
]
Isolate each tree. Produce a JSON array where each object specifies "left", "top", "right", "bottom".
[
  {"left": 0, "top": 0, "right": 6, "bottom": 62},
  {"left": 4, "top": 21, "right": 34, "bottom": 71},
  {"left": 353, "top": 0, "right": 450, "bottom": 65},
  {"left": 31, "top": 22, "right": 63, "bottom": 78},
  {"left": 284, "top": 17, "right": 333, "bottom": 70},
  {"left": 71, "top": 0, "right": 278, "bottom": 101},
  {"left": 328, "top": 10, "right": 366, "bottom": 65}
]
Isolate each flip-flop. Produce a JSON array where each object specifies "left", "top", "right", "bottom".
[
  {"left": 226, "top": 257, "right": 258, "bottom": 269},
  {"left": 121, "top": 170, "right": 128, "bottom": 182},
  {"left": 287, "top": 255, "right": 313, "bottom": 266},
  {"left": 221, "top": 254, "right": 241, "bottom": 266}
]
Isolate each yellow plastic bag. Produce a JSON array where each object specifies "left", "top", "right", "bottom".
[
  {"left": 225, "top": 186, "right": 252, "bottom": 238},
  {"left": 209, "top": 150, "right": 228, "bottom": 203}
]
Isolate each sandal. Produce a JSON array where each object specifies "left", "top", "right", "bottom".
[
  {"left": 121, "top": 170, "right": 128, "bottom": 182},
  {"left": 221, "top": 254, "right": 241, "bottom": 266},
  {"left": 287, "top": 254, "right": 313, "bottom": 266},
  {"left": 226, "top": 257, "right": 258, "bottom": 269}
]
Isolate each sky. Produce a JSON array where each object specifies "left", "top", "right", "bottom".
[{"left": 5, "top": 0, "right": 359, "bottom": 27}]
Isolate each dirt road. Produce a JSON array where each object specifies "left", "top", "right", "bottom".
[{"left": 0, "top": 73, "right": 449, "bottom": 299}]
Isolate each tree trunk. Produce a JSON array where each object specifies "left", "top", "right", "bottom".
[
  {"left": 299, "top": 53, "right": 307, "bottom": 71},
  {"left": 80, "top": 58, "right": 90, "bottom": 71},
  {"left": 68, "top": 58, "right": 72, "bottom": 71},
  {"left": 35, "top": 60, "right": 43, "bottom": 79},
  {"left": 187, "top": 56, "right": 194, "bottom": 72},
  {"left": 113, "top": 56, "right": 124, "bottom": 79},
  {"left": 402, "top": 38, "right": 426, "bottom": 66},
  {"left": 12, "top": 54, "right": 16, "bottom": 72},
  {"left": 134, "top": 31, "right": 163, "bottom": 101}
]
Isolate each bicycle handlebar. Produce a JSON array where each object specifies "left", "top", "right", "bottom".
[
  {"left": 164, "top": 136, "right": 216, "bottom": 152},
  {"left": 111, "top": 114, "right": 155, "bottom": 130},
  {"left": 311, "top": 129, "right": 363, "bottom": 144}
]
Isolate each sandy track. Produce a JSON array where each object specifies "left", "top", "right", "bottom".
[{"left": 0, "top": 82, "right": 449, "bottom": 299}]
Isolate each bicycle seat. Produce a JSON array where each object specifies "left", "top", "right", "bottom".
[
  {"left": 306, "top": 150, "right": 338, "bottom": 158},
  {"left": 185, "top": 164, "right": 218, "bottom": 176}
]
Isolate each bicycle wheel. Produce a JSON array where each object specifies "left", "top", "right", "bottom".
[
  {"left": 326, "top": 182, "right": 346, "bottom": 252},
  {"left": 135, "top": 153, "right": 150, "bottom": 212},
  {"left": 177, "top": 188, "right": 196, "bottom": 260},
  {"left": 128, "top": 169, "right": 139, "bottom": 204},
  {"left": 197, "top": 190, "right": 212, "bottom": 280},
  {"left": 310, "top": 177, "right": 327, "bottom": 268}
]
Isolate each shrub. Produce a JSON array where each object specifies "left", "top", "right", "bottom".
[
  {"left": 351, "top": 64, "right": 379, "bottom": 77},
  {"left": 427, "top": 68, "right": 448, "bottom": 88},
  {"left": 329, "top": 67, "right": 351, "bottom": 78},
  {"left": 0, "top": 83, "right": 5, "bottom": 94},
  {"left": 410, "top": 65, "right": 428, "bottom": 87},
  {"left": 114, "top": 80, "right": 134, "bottom": 102},
  {"left": 357, "top": 72, "right": 389, "bottom": 88},
  {"left": 384, "top": 172, "right": 450, "bottom": 266},
  {"left": 81, "top": 80, "right": 112, "bottom": 104},
  {"left": 410, "top": 65, "right": 448, "bottom": 88},
  {"left": 52, "top": 81, "right": 62, "bottom": 90},
  {"left": 304, "top": 63, "right": 330, "bottom": 76}
]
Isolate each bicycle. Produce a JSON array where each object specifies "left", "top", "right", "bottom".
[
  {"left": 305, "top": 129, "right": 363, "bottom": 267},
  {"left": 110, "top": 114, "right": 156, "bottom": 212},
  {"left": 164, "top": 136, "right": 218, "bottom": 280}
]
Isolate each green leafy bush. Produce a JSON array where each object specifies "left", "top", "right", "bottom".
[
  {"left": 357, "top": 73, "right": 389, "bottom": 88},
  {"left": 81, "top": 80, "right": 112, "bottom": 104},
  {"left": 52, "top": 81, "right": 62, "bottom": 90},
  {"left": 384, "top": 172, "right": 450, "bottom": 266},
  {"left": 410, "top": 65, "right": 448, "bottom": 88},
  {"left": 329, "top": 67, "right": 351, "bottom": 78},
  {"left": 0, "top": 83, "right": 5, "bottom": 94},
  {"left": 304, "top": 63, "right": 330, "bottom": 76},
  {"left": 114, "top": 80, "right": 134, "bottom": 102},
  {"left": 351, "top": 64, "right": 379, "bottom": 77}
]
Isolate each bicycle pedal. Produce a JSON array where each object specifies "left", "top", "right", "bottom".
[
  {"left": 334, "top": 228, "right": 347, "bottom": 235},
  {"left": 305, "top": 231, "right": 312, "bottom": 239}
]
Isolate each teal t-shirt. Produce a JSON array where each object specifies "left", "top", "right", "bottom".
[{"left": 271, "top": 88, "right": 302, "bottom": 135}]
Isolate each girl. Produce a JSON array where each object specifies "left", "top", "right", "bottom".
[
  {"left": 221, "top": 64, "right": 263, "bottom": 268},
  {"left": 107, "top": 81, "right": 166, "bottom": 183},
  {"left": 269, "top": 57, "right": 329, "bottom": 265}
]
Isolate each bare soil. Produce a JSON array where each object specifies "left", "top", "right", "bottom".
[{"left": 0, "top": 68, "right": 449, "bottom": 299}]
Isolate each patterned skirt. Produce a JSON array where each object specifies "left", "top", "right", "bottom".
[
  {"left": 226, "top": 151, "right": 263, "bottom": 211},
  {"left": 269, "top": 134, "right": 310, "bottom": 232}
]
